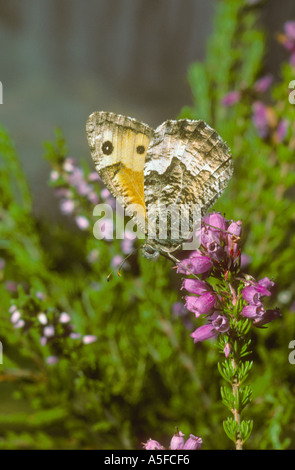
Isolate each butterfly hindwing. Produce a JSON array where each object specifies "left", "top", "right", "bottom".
[
  {"left": 86, "top": 111, "right": 154, "bottom": 232},
  {"left": 143, "top": 119, "right": 233, "bottom": 250}
]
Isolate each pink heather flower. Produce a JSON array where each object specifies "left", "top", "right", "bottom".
[
  {"left": 284, "top": 21, "right": 295, "bottom": 41},
  {"left": 227, "top": 220, "right": 242, "bottom": 258},
  {"left": 242, "top": 303, "right": 281, "bottom": 327},
  {"left": 60, "top": 199, "right": 75, "bottom": 215},
  {"left": 37, "top": 313, "right": 48, "bottom": 325},
  {"left": 253, "top": 75, "right": 273, "bottom": 93},
  {"left": 88, "top": 191, "right": 99, "bottom": 204},
  {"left": 101, "top": 188, "right": 111, "bottom": 200},
  {"left": 9, "top": 305, "right": 17, "bottom": 314},
  {"left": 170, "top": 430, "right": 185, "bottom": 450},
  {"left": 75, "top": 216, "right": 90, "bottom": 230},
  {"left": 172, "top": 302, "right": 188, "bottom": 317},
  {"left": 11, "top": 310, "right": 21, "bottom": 324},
  {"left": 76, "top": 181, "right": 92, "bottom": 196},
  {"left": 121, "top": 239, "right": 134, "bottom": 255},
  {"left": 253, "top": 308, "right": 281, "bottom": 327},
  {"left": 14, "top": 319, "right": 25, "bottom": 329},
  {"left": 177, "top": 253, "right": 213, "bottom": 276},
  {"left": 240, "top": 253, "right": 251, "bottom": 269},
  {"left": 121, "top": 230, "right": 136, "bottom": 255},
  {"left": 191, "top": 313, "right": 229, "bottom": 343},
  {"left": 278, "top": 22, "right": 295, "bottom": 66},
  {"left": 221, "top": 90, "right": 241, "bottom": 107},
  {"left": 274, "top": 119, "right": 288, "bottom": 143},
  {"left": 50, "top": 170, "right": 59, "bottom": 182},
  {"left": 242, "top": 304, "right": 264, "bottom": 319},
  {"left": 182, "top": 435, "right": 203, "bottom": 450},
  {"left": 242, "top": 285, "right": 271, "bottom": 305},
  {"left": 5, "top": 281, "right": 18, "bottom": 292},
  {"left": 185, "top": 292, "right": 217, "bottom": 316},
  {"left": 111, "top": 255, "right": 124, "bottom": 269},
  {"left": 203, "top": 212, "right": 227, "bottom": 235},
  {"left": 143, "top": 439, "right": 165, "bottom": 450},
  {"left": 44, "top": 325, "right": 55, "bottom": 338},
  {"left": 143, "top": 431, "right": 202, "bottom": 450},
  {"left": 63, "top": 158, "right": 76, "bottom": 172},
  {"left": 211, "top": 313, "right": 230, "bottom": 333},
  {"left": 204, "top": 240, "right": 224, "bottom": 261},
  {"left": 88, "top": 172, "right": 101, "bottom": 182},
  {"left": 199, "top": 213, "right": 228, "bottom": 261},
  {"left": 70, "top": 332, "right": 81, "bottom": 339},
  {"left": 82, "top": 335, "right": 97, "bottom": 345},
  {"left": 35, "top": 291, "right": 46, "bottom": 300},
  {"left": 59, "top": 312, "right": 71, "bottom": 323},
  {"left": 55, "top": 188, "right": 72, "bottom": 198},
  {"left": 185, "top": 296, "right": 202, "bottom": 317},
  {"left": 258, "top": 277, "right": 275, "bottom": 290},
  {"left": 87, "top": 249, "right": 99, "bottom": 263},
  {"left": 46, "top": 356, "right": 59, "bottom": 365},
  {"left": 191, "top": 324, "right": 217, "bottom": 343},
  {"left": 40, "top": 337, "right": 47, "bottom": 346},
  {"left": 252, "top": 101, "right": 269, "bottom": 138},
  {"left": 181, "top": 279, "right": 211, "bottom": 295},
  {"left": 67, "top": 168, "right": 84, "bottom": 187}
]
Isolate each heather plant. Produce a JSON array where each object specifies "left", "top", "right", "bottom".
[
  {"left": 177, "top": 212, "right": 280, "bottom": 449},
  {"left": 0, "top": 0, "right": 294, "bottom": 451},
  {"left": 143, "top": 211, "right": 281, "bottom": 449}
]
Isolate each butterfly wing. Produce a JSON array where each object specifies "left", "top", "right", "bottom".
[
  {"left": 86, "top": 111, "right": 154, "bottom": 233},
  {"left": 144, "top": 119, "right": 233, "bottom": 250}
]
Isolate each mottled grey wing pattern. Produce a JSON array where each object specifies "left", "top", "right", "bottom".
[{"left": 143, "top": 119, "right": 233, "bottom": 250}]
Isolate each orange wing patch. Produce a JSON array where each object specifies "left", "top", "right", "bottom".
[{"left": 99, "top": 163, "right": 146, "bottom": 220}]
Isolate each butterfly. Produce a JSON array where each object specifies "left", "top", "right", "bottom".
[{"left": 86, "top": 111, "right": 233, "bottom": 264}]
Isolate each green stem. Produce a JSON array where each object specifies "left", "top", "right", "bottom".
[{"left": 231, "top": 358, "right": 243, "bottom": 450}]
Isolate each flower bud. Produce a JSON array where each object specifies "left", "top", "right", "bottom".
[
  {"left": 82, "top": 335, "right": 97, "bottom": 345},
  {"left": 183, "top": 434, "right": 203, "bottom": 450},
  {"left": 44, "top": 325, "right": 55, "bottom": 338},
  {"left": 37, "top": 313, "right": 48, "bottom": 325},
  {"left": 59, "top": 312, "right": 71, "bottom": 324},
  {"left": 170, "top": 430, "right": 185, "bottom": 450},
  {"left": 143, "top": 439, "right": 165, "bottom": 450},
  {"left": 224, "top": 342, "right": 231, "bottom": 358}
]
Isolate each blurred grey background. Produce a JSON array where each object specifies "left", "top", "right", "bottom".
[{"left": 0, "top": 0, "right": 294, "bottom": 217}]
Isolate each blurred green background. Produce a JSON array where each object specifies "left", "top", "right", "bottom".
[{"left": 0, "top": 0, "right": 295, "bottom": 450}]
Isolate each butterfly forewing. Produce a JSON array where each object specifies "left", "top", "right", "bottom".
[{"left": 86, "top": 111, "right": 154, "bottom": 233}]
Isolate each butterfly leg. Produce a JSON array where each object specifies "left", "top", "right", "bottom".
[{"left": 165, "top": 251, "right": 200, "bottom": 280}]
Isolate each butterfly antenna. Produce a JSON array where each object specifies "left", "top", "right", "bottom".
[
  {"left": 107, "top": 247, "right": 140, "bottom": 281},
  {"left": 203, "top": 222, "right": 239, "bottom": 239}
]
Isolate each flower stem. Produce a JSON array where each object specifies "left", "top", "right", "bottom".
[
  {"left": 218, "top": 283, "right": 253, "bottom": 449},
  {"left": 231, "top": 358, "right": 243, "bottom": 450}
]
